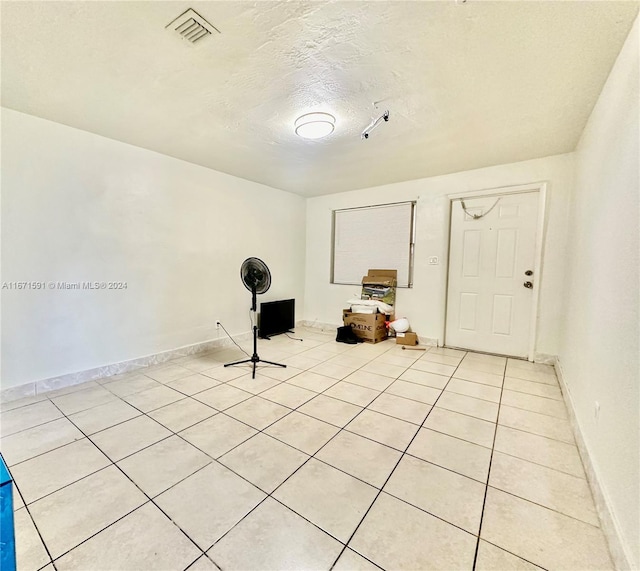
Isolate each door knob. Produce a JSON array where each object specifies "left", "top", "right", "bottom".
[
  {"left": 525, "top": 270, "right": 533, "bottom": 276},
  {"left": 524, "top": 281, "right": 533, "bottom": 289}
]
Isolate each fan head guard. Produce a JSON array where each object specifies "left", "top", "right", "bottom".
[{"left": 240, "top": 257, "right": 271, "bottom": 294}]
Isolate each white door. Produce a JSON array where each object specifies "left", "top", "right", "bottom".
[{"left": 445, "top": 192, "right": 540, "bottom": 358}]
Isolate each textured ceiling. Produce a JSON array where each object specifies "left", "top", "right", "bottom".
[{"left": 2, "top": 1, "right": 638, "bottom": 197}]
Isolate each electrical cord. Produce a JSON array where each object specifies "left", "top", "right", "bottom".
[
  {"left": 285, "top": 332, "right": 303, "bottom": 342},
  {"left": 461, "top": 197, "right": 501, "bottom": 220},
  {"left": 217, "top": 320, "right": 251, "bottom": 358}
]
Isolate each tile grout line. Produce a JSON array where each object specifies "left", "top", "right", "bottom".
[
  {"left": 494, "top": 402, "right": 570, "bottom": 420},
  {"left": 481, "top": 484, "right": 603, "bottom": 529},
  {"left": 257, "top": 373, "right": 568, "bottom": 447},
  {"left": 6, "top": 382, "right": 437, "bottom": 469},
  {"left": 2, "top": 345, "right": 492, "bottom": 438},
  {"left": 192, "top": 419, "right": 367, "bottom": 560},
  {"left": 479, "top": 538, "right": 550, "bottom": 571},
  {"left": 440, "top": 387, "right": 502, "bottom": 405},
  {"left": 482, "top": 449, "right": 587, "bottom": 480},
  {"left": 503, "top": 374, "right": 564, "bottom": 387},
  {"left": 501, "top": 387, "right": 564, "bottom": 402},
  {"left": 16, "top": 348, "right": 396, "bottom": 532},
  {"left": 328, "top": 350, "right": 473, "bottom": 569},
  {"left": 199, "top": 371, "right": 392, "bottom": 559},
  {"left": 10, "top": 478, "right": 59, "bottom": 571},
  {"left": 207, "top": 349, "right": 420, "bottom": 551},
  {"left": 82, "top": 343, "right": 388, "bottom": 564},
  {"left": 219, "top": 349, "right": 568, "bottom": 548},
  {"left": 19, "top": 392, "right": 593, "bottom": 569},
  {"left": 17, "top": 410, "right": 365, "bottom": 569},
  {"left": 198, "top": 341, "right": 427, "bottom": 563},
  {"left": 490, "top": 421, "right": 574, "bottom": 444},
  {"left": 47, "top": 371, "right": 320, "bottom": 566},
  {"left": 0, "top": 334, "right": 425, "bottom": 409},
  {"left": 7, "top": 336, "right": 572, "bottom": 570},
  {"left": 10, "top": 450, "right": 117, "bottom": 506},
  {"left": 7, "top": 344, "right": 433, "bottom": 520},
  {"left": 7, "top": 355, "right": 567, "bottom": 474},
  {"left": 5, "top": 344, "right": 314, "bottom": 443},
  {"left": 41, "top": 399, "right": 213, "bottom": 569},
  {"left": 196, "top": 341, "right": 420, "bottom": 459},
  {"left": 470, "top": 357, "right": 507, "bottom": 570}
]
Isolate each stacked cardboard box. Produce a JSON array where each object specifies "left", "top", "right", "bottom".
[
  {"left": 342, "top": 310, "right": 388, "bottom": 343},
  {"left": 395, "top": 331, "right": 419, "bottom": 346},
  {"left": 343, "top": 269, "right": 397, "bottom": 343},
  {"left": 360, "top": 269, "right": 397, "bottom": 313}
]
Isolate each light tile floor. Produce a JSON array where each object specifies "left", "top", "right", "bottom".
[{"left": 1, "top": 329, "right": 614, "bottom": 570}]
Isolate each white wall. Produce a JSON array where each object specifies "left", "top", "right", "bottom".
[
  {"left": 559, "top": 17, "right": 639, "bottom": 569},
  {"left": 304, "top": 153, "right": 574, "bottom": 357},
  {"left": 1, "top": 109, "right": 306, "bottom": 390}
]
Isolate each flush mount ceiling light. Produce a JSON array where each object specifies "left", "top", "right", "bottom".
[{"left": 294, "top": 112, "right": 335, "bottom": 139}]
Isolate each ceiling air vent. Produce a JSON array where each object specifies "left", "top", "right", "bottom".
[{"left": 166, "top": 8, "right": 220, "bottom": 44}]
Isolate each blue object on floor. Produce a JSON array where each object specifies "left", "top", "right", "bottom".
[{"left": 0, "top": 454, "right": 16, "bottom": 571}]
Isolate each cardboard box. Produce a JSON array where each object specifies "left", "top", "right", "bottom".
[
  {"left": 395, "top": 331, "right": 418, "bottom": 346},
  {"left": 343, "top": 309, "right": 388, "bottom": 343},
  {"left": 361, "top": 269, "right": 397, "bottom": 308}
]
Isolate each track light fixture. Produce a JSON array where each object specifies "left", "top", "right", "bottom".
[{"left": 361, "top": 110, "right": 390, "bottom": 140}]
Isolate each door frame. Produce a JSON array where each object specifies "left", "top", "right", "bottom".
[{"left": 443, "top": 182, "right": 548, "bottom": 361}]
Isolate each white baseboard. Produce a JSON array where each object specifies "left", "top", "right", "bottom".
[
  {"left": 301, "top": 319, "right": 341, "bottom": 332},
  {"left": 0, "top": 331, "right": 252, "bottom": 403},
  {"left": 533, "top": 352, "right": 556, "bottom": 365},
  {"left": 555, "top": 357, "right": 633, "bottom": 570},
  {"left": 0, "top": 319, "right": 392, "bottom": 402}
]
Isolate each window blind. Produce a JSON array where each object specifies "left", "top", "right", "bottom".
[{"left": 332, "top": 201, "right": 415, "bottom": 287}]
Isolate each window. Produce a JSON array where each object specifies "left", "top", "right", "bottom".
[{"left": 331, "top": 201, "right": 416, "bottom": 287}]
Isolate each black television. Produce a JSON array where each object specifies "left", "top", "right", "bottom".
[{"left": 259, "top": 299, "right": 295, "bottom": 339}]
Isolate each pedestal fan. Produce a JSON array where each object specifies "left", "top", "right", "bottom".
[{"left": 224, "top": 257, "right": 287, "bottom": 379}]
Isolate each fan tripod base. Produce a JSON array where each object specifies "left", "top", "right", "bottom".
[
  {"left": 224, "top": 325, "right": 286, "bottom": 379},
  {"left": 224, "top": 355, "right": 286, "bottom": 379}
]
